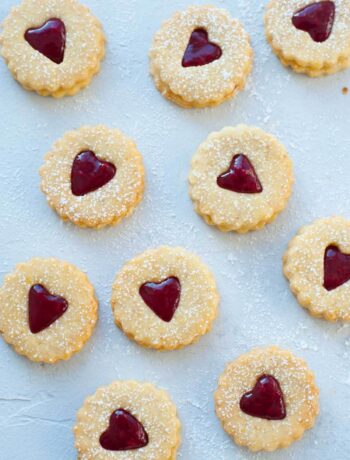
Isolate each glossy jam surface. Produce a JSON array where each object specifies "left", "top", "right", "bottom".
[
  {"left": 99, "top": 409, "right": 149, "bottom": 451},
  {"left": 182, "top": 28, "right": 222, "bottom": 67},
  {"left": 323, "top": 245, "right": 350, "bottom": 291},
  {"left": 217, "top": 154, "right": 263, "bottom": 194},
  {"left": 139, "top": 277, "right": 181, "bottom": 322},
  {"left": 28, "top": 284, "right": 68, "bottom": 334},
  {"left": 240, "top": 375, "right": 286, "bottom": 420},
  {"left": 24, "top": 18, "right": 66, "bottom": 64},
  {"left": 292, "top": 1, "right": 335, "bottom": 43},
  {"left": 71, "top": 150, "right": 116, "bottom": 196}
]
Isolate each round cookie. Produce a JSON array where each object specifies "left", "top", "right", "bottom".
[
  {"left": 284, "top": 216, "right": 350, "bottom": 321},
  {"left": 189, "top": 125, "right": 294, "bottom": 233},
  {"left": 111, "top": 246, "right": 219, "bottom": 350},
  {"left": 74, "top": 380, "right": 181, "bottom": 460},
  {"left": 215, "top": 346, "right": 319, "bottom": 452},
  {"left": 149, "top": 5, "right": 253, "bottom": 108},
  {"left": 0, "top": 0, "right": 105, "bottom": 97},
  {"left": 0, "top": 258, "right": 98, "bottom": 363},
  {"left": 40, "top": 125, "right": 145, "bottom": 229},
  {"left": 265, "top": 0, "right": 350, "bottom": 77}
]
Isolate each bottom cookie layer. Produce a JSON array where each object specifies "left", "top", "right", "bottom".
[
  {"left": 266, "top": 35, "right": 350, "bottom": 77},
  {"left": 150, "top": 63, "right": 249, "bottom": 108},
  {"left": 193, "top": 202, "right": 282, "bottom": 233},
  {"left": 7, "top": 46, "right": 105, "bottom": 98}
]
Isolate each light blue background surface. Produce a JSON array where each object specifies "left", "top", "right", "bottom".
[{"left": 0, "top": 1, "right": 350, "bottom": 459}]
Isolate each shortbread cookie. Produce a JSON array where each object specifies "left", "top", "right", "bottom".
[
  {"left": 40, "top": 125, "right": 145, "bottom": 229},
  {"left": 74, "top": 380, "right": 181, "bottom": 459},
  {"left": 284, "top": 216, "right": 350, "bottom": 321},
  {"left": 215, "top": 346, "right": 319, "bottom": 452},
  {"left": 149, "top": 5, "right": 253, "bottom": 108},
  {"left": 111, "top": 247, "right": 219, "bottom": 350},
  {"left": 189, "top": 125, "right": 294, "bottom": 233},
  {"left": 265, "top": 0, "right": 350, "bottom": 77},
  {"left": 0, "top": 258, "right": 97, "bottom": 363},
  {"left": 0, "top": 0, "right": 105, "bottom": 97}
]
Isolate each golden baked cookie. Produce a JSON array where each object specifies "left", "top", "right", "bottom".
[
  {"left": 74, "top": 380, "right": 181, "bottom": 460},
  {"left": 215, "top": 346, "right": 319, "bottom": 452},
  {"left": 149, "top": 5, "right": 253, "bottom": 108},
  {"left": 111, "top": 246, "right": 219, "bottom": 350},
  {"left": 189, "top": 125, "right": 294, "bottom": 233},
  {"left": 0, "top": 0, "right": 105, "bottom": 97},
  {"left": 265, "top": 0, "right": 350, "bottom": 77},
  {"left": 0, "top": 258, "right": 98, "bottom": 363},
  {"left": 284, "top": 216, "right": 350, "bottom": 321},
  {"left": 40, "top": 125, "right": 145, "bottom": 229}
]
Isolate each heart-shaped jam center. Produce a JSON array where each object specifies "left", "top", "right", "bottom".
[
  {"left": 139, "top": 277, "right": 181, "bottom": 322},
  {"left": 323, "top": 245, "right": 350, "bottom": 291},
  {"left": 28, "top": 284, "right": 68, "bottom": 334},
  {"left": 24, "top": 18, "right": 66, "bottom": 64},
  {"left": 217, "top": 154, "right": 263, "bottom": 194},
  {"left": 71, "top": 150, "right": 116, "bottom": 196},
  {"left": 292, "top": 1, "right": 335, "bottom": 43},
  {"left": 240, "top": 375, "right": 286, "bottom": 420},
  {"left": 99, "top": 409, "right": 148, "bottom": 451},
  {"left": 182, "top": 28, "right": 222, "bottom": 67}
]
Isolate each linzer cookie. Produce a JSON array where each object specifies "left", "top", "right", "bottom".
[
  {"left": 189, "top": 125, "right": 294, "bottom": 233},
  {"left": 0, "top": 258, "right": 98, "bottom": 363},
  {"left": 0, "top": 0, "right": 105, "bottom": 97},
  {"left": 149, "top": 5, "right": 253, "bottom": 108},
  {"left": 265, "top": 0, "right": 350, "bottom": 76},
  {"left": 284, "top": 216, "right": 350, "bottom": 321},
  {"left": 111, "top": 246, "right": 219, "bottom": 350},
  {"left": 215, "top": 347, "right": 319, "bottom": 452},
  {"left": 74, "top": 381, "right": 181, "bottom": 459},
  {"left": 40, "top": 126, "right": 145, "bottom": 229}
]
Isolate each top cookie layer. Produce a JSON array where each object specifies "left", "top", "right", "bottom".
[
  {"left": 75, "top": 381, "right": 181, "bottom": 460},
  {"left": 265, "top": 0, "right": 350, "bottom": 74},
  {"left": 215, "top": 346, "right": 319, "bottom": 452},
  {"left": 40, "top": 125, "right": 145, "bottom": 229},
  {"left": 0, "top": 0, "right": 105, "bottom": 96},
  {"left": 111, "top": 246, "right": 219, "bottom": 350},
  {"left": 189, "top": 125, "right": 294, "bottom": 233},
  {"left": 284, "top": 216, "right": 350, "bottom": 321},
  {"left": 0, "top": 258, "right": 98, "bottom": 363},
  {"left": 149, "top": 5, "right": 253, "bottom": 108}
]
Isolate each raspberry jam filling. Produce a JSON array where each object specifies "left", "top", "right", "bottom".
[
  {"left": 323, "top": 245, "right": 350, "bottom": 291},
  {"left": 139, "top": 277, "right": 181, "bottom": 322},
  {"left": 28, "top": 284, "right": 68, "bottom": 334},
  {"left": 182, "top": 28, "right": 222, "bottom": 67},
  {"left": 292, "top": 1, "right": 335, "bottom": 43},
  {"left": 71, "top": 150, "right": 116, "bottom": 197},
  {"left": 100, "top": 409, "right": 149, "bottom": 451},
  {"left": 217, "top": 154, "right": 263, "bottom": 194},
  {"left": 240, "top": 375, "right": 286, "bottom": 420},
  {"left": 25, "top": 18, "right": 66, "bottom": 64}
]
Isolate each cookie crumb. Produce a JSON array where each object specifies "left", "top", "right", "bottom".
[{"left": 342, "top": 87, "right": 348, "bottom": 95}]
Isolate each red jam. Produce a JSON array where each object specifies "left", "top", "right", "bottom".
[
  {"left": 71, "top": 150, "right": 116, "bottom": 197},
  {"left": 24, "top": 18, "right": 66, "bottom": 64},
  {"left": 292, "top": 1, "right": 335, "bottom": 43},
  {"left": 182, "top": 28, "right": 222, "bottom": 67},
  {"left": 240, "top": 375, "right": 286, "bottom": 420},
  {"left": 139, "top": 277, "right": 181, "bottom": 322},
  {"left": 217, "top": 154, "right": 263, "bottom": 194},
  {"left": 28, "top": 284, "right": 68, "bottom": 334},
  {"left": 100, "top": 409, "right": 148, "bottom": 451},
  {"left": 323, "top": 245, "right": 350, "bottom": 291}
]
